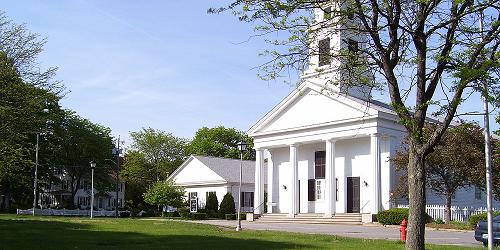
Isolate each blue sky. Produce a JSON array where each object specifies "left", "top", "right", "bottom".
[
  {"left": 3, "top": 0, "right": 498, "bottom": 147},
  {"left": 3, "top": 0, "right": 296, "bottom": 146}
]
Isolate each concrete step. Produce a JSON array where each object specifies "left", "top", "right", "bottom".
[{"left": 256, "top": 213, "right": 362, "bottom": 225}]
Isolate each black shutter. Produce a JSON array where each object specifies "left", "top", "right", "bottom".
[
  {"left": 308, "top": 179, "right": 316, "bottom": 201},
  {"left": 251, "top": 192, "right": 254, "bottom": 207}
]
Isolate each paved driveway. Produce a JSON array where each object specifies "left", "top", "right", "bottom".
[{"left": 186, "top": 220, "right": 481, "bottom": 248}]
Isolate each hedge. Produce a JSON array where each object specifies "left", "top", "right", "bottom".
[
  {"left": 178, "top": 207, "right": 190, "bottom": 218},
  {"left": 219, "top": 193, "right": 236, "bottom": 218},
  {"left": 191, "top": 212, "right": 208, "bottom": 220},
  {"left": 377, "top": 208, "right": 433, "bottom": 225},
  {"left": 225, "top": 213, "right": 247, "bottom": 220},
  {"left": 469, "top": 211, "right": 500, "bottom": 228}
]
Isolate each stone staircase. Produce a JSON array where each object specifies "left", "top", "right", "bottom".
[{"left": 255, "top": 213, "right": 363, "bottom": 225}]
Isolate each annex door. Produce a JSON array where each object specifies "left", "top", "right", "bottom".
[{"left": 347, "top": 177, "right": 360, "bottom": 213}]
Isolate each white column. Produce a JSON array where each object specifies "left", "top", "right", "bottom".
[
  {"left": 254, "top": 149, "right": 264, "bottom": 214},
  {"left": 371, "top": 133, "right": 381, "bottom": 214},
  {"left": 289, "top": 144, "right": 298, "bottom": 217},
  {"left": 267, "top": 151, "right": 274, "bottom": 213},
  {"left": 325, "top": 139, "right": 336, "bottom": 217}
]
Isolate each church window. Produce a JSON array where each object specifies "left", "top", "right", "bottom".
[
  {"left": 318, "top": 38, "right": 331, "bottom": 67},
  {"left": 315, "top": 151, "right": 326, "bottom": 179}
]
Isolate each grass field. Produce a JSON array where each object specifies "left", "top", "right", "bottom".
[{"left": 0, "top": 214, "right": 475, "bottom": 249}]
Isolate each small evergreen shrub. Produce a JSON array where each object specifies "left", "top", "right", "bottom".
[
  {"left": 219, "top": 193, "right": 236, "bottom": 218},
  {"left": 225, "top": 214, "right": 236, "bottom": 220},
  {"left": 469, "top": 211, "right": 500, "bottom": 228},
  {"left": 191, "top": 212, "right": 207, "bottom": 220},
  {"left": 178, "top": 207, "right": 190, "bottom": 218},
  {"left": 205, "top": 192, "right": 219, "bottom": 216},
  {"left": 377, "top": 208, "right": 433, "bottom": 225}
]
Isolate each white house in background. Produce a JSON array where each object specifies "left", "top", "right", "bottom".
[
  {"left": 167, "top": 155, "right": 266, "bottom": 212},
  {"left": 248, "top": 4, "right": 499, "bottom": 219}
]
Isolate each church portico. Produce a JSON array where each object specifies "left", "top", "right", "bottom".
[{"left": 253, "top": 127, "right": 398, "bottom": 218}]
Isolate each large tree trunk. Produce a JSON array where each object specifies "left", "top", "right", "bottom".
[
  {"left": 406, "top": 147, "right": 427, "bottom": 250},
  {"left": 444, "top": 193, "right": 452, "bottom": 224}
]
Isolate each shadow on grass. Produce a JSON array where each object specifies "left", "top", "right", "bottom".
[{"left": 0, "top": 217, "right": 312, "bottom": 249}]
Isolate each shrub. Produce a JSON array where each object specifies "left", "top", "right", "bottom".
[
  {"left": 191, "top": 213, "right": 207, "bottom": 220},
  {"left": 205, "top": 192, "right": 219, "bottom": 215},
  {"left": 178, "top": 207, "right": 190, "bottom": 218},
  {"left": 469, "top": 211, "right": 500, "bottom": 228},
  {"left": 219, "top": 193, "right": 235, "bottom": 218},
  {"left": 119, "top": 211, "right": 131, "bottom": 217},
  {"left": 225, "top": 213, "right": 247, "bottom": 220},
  {"left": 377, "top": 208, "right": 433, "bottom": 225},
  {"left": 164, "top": 211, "right": 180, "bottom": 218},
  {"left": 434, "top": 218, "right": 444, "bottom": 224}
]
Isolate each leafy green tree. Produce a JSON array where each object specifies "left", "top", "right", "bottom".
[
  {"left": 47, "top": 111, "right": 115, "bottom": 208},
  {"left": 393, "top": 123, "right": 485, "bottom": 224},
  {"left": 0, "top": 51, "right": 60, "bottom": 208},
  {"left": 219, "top": 192, "right": 236, "bottom": 218},
  {"left": 143, "top": 180, "right": 185, "bottom": 208},
  {"left": 212, "top": 1, "right": 500, "bottom": 248},
  {"left": 122, "top": 128, "right": 188, "bottom": 210},
  {"left": 187, "top": 126, "right": 254, "bottom": 160},
  {"left": 129, "top": 128, "right": 188, "bottom": 179}
]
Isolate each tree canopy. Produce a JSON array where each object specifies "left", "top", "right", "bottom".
[{"left": 187, "top": 126, "right": 255, "bottom": 160}]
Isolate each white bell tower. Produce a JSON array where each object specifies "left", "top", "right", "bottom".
[{"left": 301, "top": 3, "right": 372, "bottom": 100}]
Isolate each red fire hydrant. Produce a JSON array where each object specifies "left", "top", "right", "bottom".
[{"left": 400, "top": 218, "right": 407, "bottom": 242}]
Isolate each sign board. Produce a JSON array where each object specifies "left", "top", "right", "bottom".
[{"left": 190, "top": 198, "right": 198, "bottom": 213}]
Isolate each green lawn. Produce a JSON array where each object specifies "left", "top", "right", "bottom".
[{"left": 0, "top": 214, "right": 474, "bottom": 249}]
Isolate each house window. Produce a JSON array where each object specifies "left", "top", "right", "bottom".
[
  {"left": 316, "top": 180, "right": 324, "bottom": 200},
  {"left": 82, "top": 180, "right": 91, "bottom": 191},
  {"left": 323, "top": 7, "right": 332, "bottom": 20},
  {"left": 315, "top": 151, "right": 326, "bottom": 179},
  {"left": 475, "top": 187, "right": 482, "bottom": 200},
  {"left": 241, "top": 192, "right": 254, "bottom": 207},
  {"left": 318, "top": 38, "right": 331, "bottom": 67}
]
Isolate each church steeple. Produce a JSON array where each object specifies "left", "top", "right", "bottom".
[{"left": 301, "top": 3, "right": 372, "bottom": 100}]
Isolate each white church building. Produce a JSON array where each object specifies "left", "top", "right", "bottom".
[{"left": 248, "top": 4, "right": 498, "bottom": 220}]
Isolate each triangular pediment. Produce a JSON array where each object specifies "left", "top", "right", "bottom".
[
  {"left": 169, "top": 157, "right": 225, "bottom": 184},
  {"left": 250, "top": 84, "right": 380, "bottom": 134}
]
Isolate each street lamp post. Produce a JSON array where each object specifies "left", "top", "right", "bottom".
[
  {"left": 90, "top": 161, "right": 96, "bottom": 219},
  {"left": 236, "top": 141, "right": 247, "bottom": 232},
  {"left": 32, "top": 133, "right": 40, "bottom": 216}
]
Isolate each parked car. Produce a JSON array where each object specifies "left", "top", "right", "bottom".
[{"left": 474, "top": 215, "right": 500, "bottom": 246}]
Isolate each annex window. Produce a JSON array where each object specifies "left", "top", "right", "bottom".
[
  {"left": 318, "top": 38, "right": 331, "bottom": 67},
  {"left": 475, "top": 187, "right": 482, "bottom": 200},
  {"left": 315, "top": 151, "right": 326, "bottom": 179},
  {"left": 241, "top": 192, "right": 254, "bottom": 207}
]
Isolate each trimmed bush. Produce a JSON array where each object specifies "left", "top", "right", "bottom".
[
  {"left": 191, "top": 213, "right": 207, "bottom": 220},
  {"left": 219, "top": 193, "right": 236, "bottom": 218},
  {"left": 469, "top": 211, "right": 500, "bottom": 228},
  {"left": 164, "top": 211, "right": 180, "bottom": 218},
  {"left": 377, "top": 208, "right": 433, "bottom": 225},
  {"left": 434, "top": 218, "right": 444, "bottom": 224},
  {"left": 205, "top": 192, "right": 219, "bottom": 215},
  {"left": 225, "top": 213, "right": 247, "bottom": 220},
  {"left": 178, "top": 207, "right": 190, "bottom": 218}
]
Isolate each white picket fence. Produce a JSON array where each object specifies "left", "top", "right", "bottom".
[
  {"left": 17, "top": 208, "right": 129, "bottom": 217},
  {"left": 396, "top": 204, "right": 498, "bottom": 222}
]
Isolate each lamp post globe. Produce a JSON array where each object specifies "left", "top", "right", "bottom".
[{"left": 236, "top": 141, "right": 247, "bottom": 231}]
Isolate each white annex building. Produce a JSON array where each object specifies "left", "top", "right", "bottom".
[
  {"left": 248, "top": 4, "right": 499, "bottom": 221},
  {"left": 168, "top": 155, "right": 265, "bottom": 212}
]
